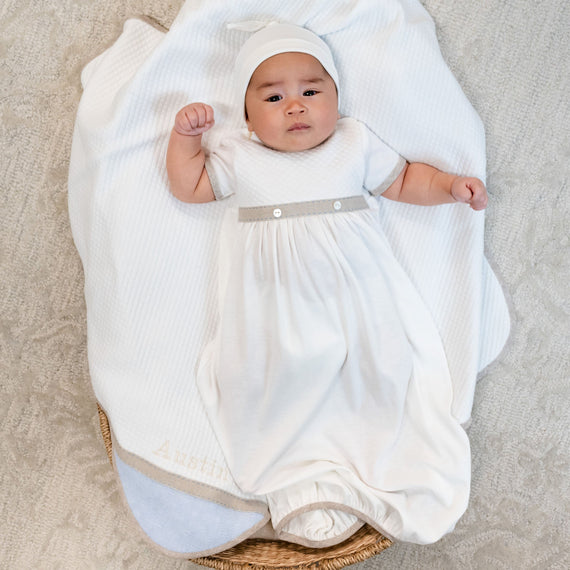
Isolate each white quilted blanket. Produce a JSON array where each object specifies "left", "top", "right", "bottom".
[{"left": 68, "top": 0, "right": 510, "bottom": 557}]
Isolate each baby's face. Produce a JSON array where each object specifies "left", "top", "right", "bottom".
[{"left": 245, "top": 52, "right": 339, "bottom": 152}]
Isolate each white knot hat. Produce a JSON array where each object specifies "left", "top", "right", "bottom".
[{"left": 229, "top": 22, "right": 340, "bottom": 114}]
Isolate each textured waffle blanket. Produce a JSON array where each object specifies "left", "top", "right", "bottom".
[{"left": 68, "top": 0, "right": 510, "bottom": 557}]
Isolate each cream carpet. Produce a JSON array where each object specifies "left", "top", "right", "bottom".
[{"left": 1, "top": 0, "right": 568, "bottom": 568}]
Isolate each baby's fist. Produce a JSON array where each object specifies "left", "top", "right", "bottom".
[
  {"left": 451, "top": 177, "right": 488, "bottom": 211},
  {"left": 174, "top": 103, "right": 215, "bottom": 136}
]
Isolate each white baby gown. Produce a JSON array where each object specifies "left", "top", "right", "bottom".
[{"left": 197, "top": 117, "right": 472, "bottom": 545}]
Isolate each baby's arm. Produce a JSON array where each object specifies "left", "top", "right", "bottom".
[
  {"left": 383, "top": 163, "right": 488, "bottom": 210},
  {"left": 166, "top": 103, "right": 216, "bottom": 203}
]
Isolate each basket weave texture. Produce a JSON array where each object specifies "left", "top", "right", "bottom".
[{"left": 97, "top": 405, "right": 391, "bottom": 569}]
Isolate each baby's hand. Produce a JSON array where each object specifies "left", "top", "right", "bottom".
[
  {"left": 174, "top": 103, "right": 215, "bottom": 136},
  {"left": 451, "top": 177, "right": 488, "bottom": 211}
]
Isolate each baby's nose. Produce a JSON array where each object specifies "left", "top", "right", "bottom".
[{"left": 286, "top": 99, "right": 306, "bottom": 114}]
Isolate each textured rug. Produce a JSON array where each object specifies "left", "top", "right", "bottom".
[{"left": 1, "top": 1, "right": 568, "bottom": 569}]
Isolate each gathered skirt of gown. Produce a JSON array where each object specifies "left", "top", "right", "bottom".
[{"left": 196, "top": 198, "right": 471, "bottom": 544}]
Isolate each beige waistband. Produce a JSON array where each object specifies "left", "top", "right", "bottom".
[{"left": 238, "top": 195, "right": 368, "bottom": 222}]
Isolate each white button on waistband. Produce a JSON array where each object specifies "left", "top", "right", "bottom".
[
  {"left": 333, "top": 200, "right": 342, "bottom": 211},
  {"left": 273, "top": 208, "right": 282, "bottom": 218}
]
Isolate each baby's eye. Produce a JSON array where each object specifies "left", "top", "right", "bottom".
[
  {"left": 303, "top": 90, "right": 318, "bottom": 96},
  {"left": 266, "top": 95, "right": 282, "bottom": 102}
]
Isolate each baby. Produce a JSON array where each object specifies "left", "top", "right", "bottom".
[{"left": 166, "top": 23, "right": 480, "bottom": 545}]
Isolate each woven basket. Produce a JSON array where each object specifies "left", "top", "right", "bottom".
[{"left": 97, "top": 405, "right": 391, "bottom": 569}]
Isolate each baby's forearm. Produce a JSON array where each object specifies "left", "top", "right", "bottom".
[
  {"left": 398, "top": 163, "right": 457, "bottom": 206},
  {"left": 166, "top": 130, "right": 210, "bottom": 203},
  {"left": 166, "top": 103, "right": 216, "bottom": 203}
]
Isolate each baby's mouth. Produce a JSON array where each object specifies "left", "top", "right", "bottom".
[{"left": 288, "top": 123, "right": 310, "bottom": 132}]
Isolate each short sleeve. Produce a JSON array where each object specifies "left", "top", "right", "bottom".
[
  {"left": 362, "top": 125, "right": 407, "bottom": 196},
  {"left": 204, "top": 140, "right": 235, "bottom": 201}
]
